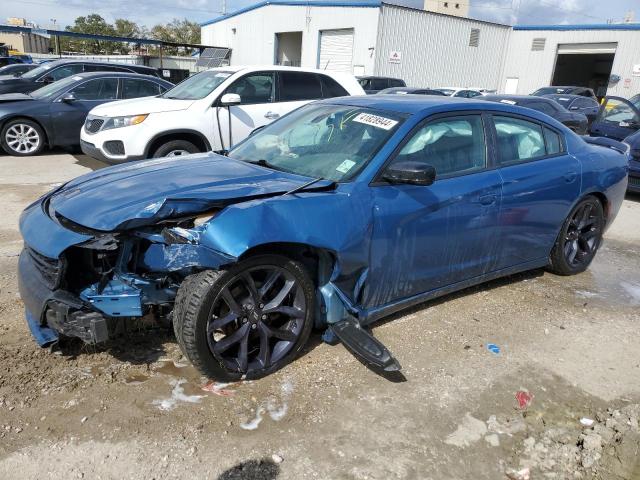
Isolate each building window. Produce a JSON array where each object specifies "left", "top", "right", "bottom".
[
  {"left": 469, "top": 28, "right": 480, "bottom": 47},
  {"left": 444, "top": 2, "right": 448, "bottom": 7},
  {"left": 455, "top": 3, "right": 460, "bottom": 8}
]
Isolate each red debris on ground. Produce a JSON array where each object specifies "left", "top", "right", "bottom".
[
  {"left": 201, "top": 381, "right": 238, "bottom": 397},
  {"left": 515, "top": 390, "right": 534, "bottom": 410}
]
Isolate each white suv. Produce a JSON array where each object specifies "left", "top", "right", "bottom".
[{"left": 80, "top": 66, "right": 364, "bottom": 164}]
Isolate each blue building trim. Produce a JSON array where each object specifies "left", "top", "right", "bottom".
[
  {"left": 514, "top": 24, "right": 640, "bottom": 31},
  {"left": 201, "top": 0, "right": 382, "bottom": 27}
]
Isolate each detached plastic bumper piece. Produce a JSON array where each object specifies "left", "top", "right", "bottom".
[
  {"left": 330, "top": 317, "right": 401, "bottom": 372},
  {"left": 45, "top": 301, "right": 109, "bottom": 344}
]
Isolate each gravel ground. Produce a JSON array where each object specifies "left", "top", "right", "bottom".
[{"left": 0, "top": 152, "right": 639, "bottom": 480}]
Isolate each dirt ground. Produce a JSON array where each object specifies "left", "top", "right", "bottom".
[{"left": 0, "top": 153, "right": 639, "bottom": 480}]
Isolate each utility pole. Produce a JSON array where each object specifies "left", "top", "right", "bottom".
[{"left": 50, "top": 18, "right": 60, "bottom": 56}]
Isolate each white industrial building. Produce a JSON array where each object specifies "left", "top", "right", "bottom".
[{"left": 201, "top": 0, "right": 640, "bottom": 97}]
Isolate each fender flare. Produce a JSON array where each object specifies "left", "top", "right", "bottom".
[{"left": 144, "top": 129, "right": 213, "bottom": 157}]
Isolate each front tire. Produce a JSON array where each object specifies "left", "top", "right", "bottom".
[
  {"left": 152, "top": 139, "right": 200, "bottom": 158},
  {"left": 1, "top": 119, "right": 45, "bottom": 156},
  {"left": 174, "top": 255, "right": 315, "bottom": 381},
  {"left": 548, "top": 196, "right": 604, "bottom": 276}
]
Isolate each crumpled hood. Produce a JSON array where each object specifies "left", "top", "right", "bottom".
[
  {"left": 47, "top": 153, "right": 330, "bottom": 231},
  {"left": 89, "top": 96, "right": 194, "bottom": 116}
]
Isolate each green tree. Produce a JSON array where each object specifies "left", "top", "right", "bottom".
[
  {"left": 60, "top": 14, "right": 117, "bottom": 54},
  {"left": 113, "top": 19, "right": 143, "bottom": 54},
  {"left": 150, "top": 19, "right": 200, "bottom": 56}
]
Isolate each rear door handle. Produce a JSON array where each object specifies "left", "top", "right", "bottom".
[
  {"left": 264, "top": 111, "right": 279, "bottom": 120},
  {"left": 564, "top": 171, "right": 578, "bottom": 183},
  {"left": 478, "top": 194, "right": 497, "bottom": 205}
]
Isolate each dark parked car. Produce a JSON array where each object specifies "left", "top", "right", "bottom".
[
  {"left": 0, "top": 57, "right": 24, "bottom": 68},
  {"left": 0, "top": 72, "right": 172, "bottom": 156},
  {"left": 377, "top": 87, "right": 446, "bottom": 96},
  {"left": 0, "top": 63, "right": 39, "bottom": 77},
  {"left": 623, "top": 130, "right": 640, "bottom": 193},
  {"left": 483, "top": 95, "right": 589, "bottom": 134},
  {"left": 0, "top": 60, "right": 161, "bottom": 95},
  {"left": 357, "top": 76, "right": 406, "bottom": 94},
  {"left": 18, "top": 96, "right": 628, "bottom": 380},
  {"left": 532, "top": 86, "right": 597, "bottom": 101},
  {"left": 542, "top": 94, "right": 600, "bottom": 124},
  {"left": 590, "top": 94, "right": 640, "bottom": 141}
]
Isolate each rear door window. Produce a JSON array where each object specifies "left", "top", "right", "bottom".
[
  {"left": 278, "top": 71, "right": 322, "bottom": 101},
  {"left": 389, "top": 79, "right": 405, "bottom": 87},
  {"left": 493, "top": 116, "right": 546, "bottom": 165},
  {"left": 121, "top": 78, "right": 161, "bottom": 99},
  {"left": 84, "top": 64, "right": 131, "bottom": 73},
  {"left": 370, "top": 78, "right": 388, "bottom": 91}
]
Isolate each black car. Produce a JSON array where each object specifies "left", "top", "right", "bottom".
[
  {"left": 531, "top": 86, "right": 597, "bottom": 101},
  {"left": 0, "top": 63, "right": 39, "bottom": 77},
  {"left": 541, "top": 94, "right": 600, "bottom": 125},
  {"left": 0, "top": 57, "right": 24, "bottom": 68},
  {"left": 0, "top": 72, "right": 173, "bottom": 156},
  {"left": 357, "top": 76, "right": 406, "bottom": 94},
  {"left": 483, "top": 95, "right": 589, "bottom": 134},
  {"left": 0, "top": 60, "right": 161, "bottom": 95},
  {"left": 377, "top": 87, "right": 446, "bottom": 96}
]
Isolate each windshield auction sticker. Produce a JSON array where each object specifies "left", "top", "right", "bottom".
[{"left": 353, "top": 113, "right": 398, "bottom": 130}]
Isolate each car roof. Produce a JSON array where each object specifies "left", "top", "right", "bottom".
[
  {"left": 42, "top": 59, "right": 156, "bottom": 71},
  {"left": 484, "top": 94, "right": 553, "bottom": 103},
  {"left": 210, "top": 65, "right": 349, "bottom": 75},
  {"left": 321, "top": 94, "right": 553, "bottom": 117},
  {"left": 71, "top": 71, "right": 171, "bottom": 83},
  {"left": 356, "top": 76, "right": 403, "bottom": 80}
]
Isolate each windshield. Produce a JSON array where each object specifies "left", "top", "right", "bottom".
[
  {"left": 229, "top": 104, "right": 404, "bottom": 182},
  {"left": 434, "top": 88, "right": 455, "bottom": 96},
  {"left": 21, "top": 63, "right": 52, "bottom": 79},
  {"left": 162, "top": 70, "right": 232, "bottom": 100},
  {"left": 30, "top": 76, "right": 78, "bottom": 99}
]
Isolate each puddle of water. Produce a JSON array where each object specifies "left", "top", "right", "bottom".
[{"left": 125, "top": 374, "right": 150, "bottom": 385}]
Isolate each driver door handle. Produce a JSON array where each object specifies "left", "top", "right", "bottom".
[{"left": 264, "top": 111, "right": 280, "bottom": 120}]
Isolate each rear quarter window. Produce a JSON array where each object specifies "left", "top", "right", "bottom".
[{"left": 319, "top": 75, "right": 349, "bottom": 98}]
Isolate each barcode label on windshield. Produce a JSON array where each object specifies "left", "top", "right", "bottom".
[{"left": 352, "top": 113, "right": 398, "bottom": 130}]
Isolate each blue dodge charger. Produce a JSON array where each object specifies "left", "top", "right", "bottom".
[{"left": 18, "top": 96, "right": 629, "bottom": 379}]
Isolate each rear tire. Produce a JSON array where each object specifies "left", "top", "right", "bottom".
[
  {"left": 174, "top": 255, "right": 315, "bottom": 381},
  {"left": 548, "top": 196, "right": 604, "bottom": 276},
  {"left": 1, "top": 119, "right": 46, "bottom": 156},
  {"left": 152, "top": 139, "right": 200, "bottom": 158}
]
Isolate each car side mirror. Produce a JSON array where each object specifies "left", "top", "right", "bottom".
[
  {"left": 220, "top": 93, "right": 241, "bottom": 107},
  {"left": 382, "top": 161, "right": 436, "bottom": 186},
  {"left": 61, "top": 92, "right": 76, "bottom": 103}
]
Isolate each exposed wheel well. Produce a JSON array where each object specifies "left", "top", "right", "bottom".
[
  {"left": 147, "top": 131, "right": 210, "bottom": 157},
  {"left": 238, "top": 242, "right": 336, "bottom": 287},
  {"left": 0, "top": 116, "right": 50, "bottom": 147}
]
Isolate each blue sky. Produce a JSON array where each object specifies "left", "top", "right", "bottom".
[{"left": 0, "top": 0, "right": 637, "bottom": 29}]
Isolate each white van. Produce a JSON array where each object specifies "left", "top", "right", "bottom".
[{"left": 80, "top": 66, "right": 365, "bottom": 164}]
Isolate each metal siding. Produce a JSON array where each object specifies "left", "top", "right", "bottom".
[
  {"left": 201, "top": 5, "right": 380, "bottom": 74},
  {"left": 374, "top": 5, "right": 511, "bottom": 90},
  {"left": 502, "top": 29, "right": 640, "bottom": 97}
]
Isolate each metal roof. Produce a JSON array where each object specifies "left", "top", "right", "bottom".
[
  {"left": 514, "top": 24, "right": 640, "bottom": 31},
  {"left": 0, "top": 24, "right": 217, "bottom": 50},
  {"left": 201, "top": 0, "right": 382, "bottom": 26}
]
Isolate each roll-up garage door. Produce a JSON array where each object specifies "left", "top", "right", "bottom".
[
  {"left": 318, "top": 29, "right": 354, "bottom": 73},
  {"left": 557, "top": 43, "right": 617, "bottom": 55}
]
